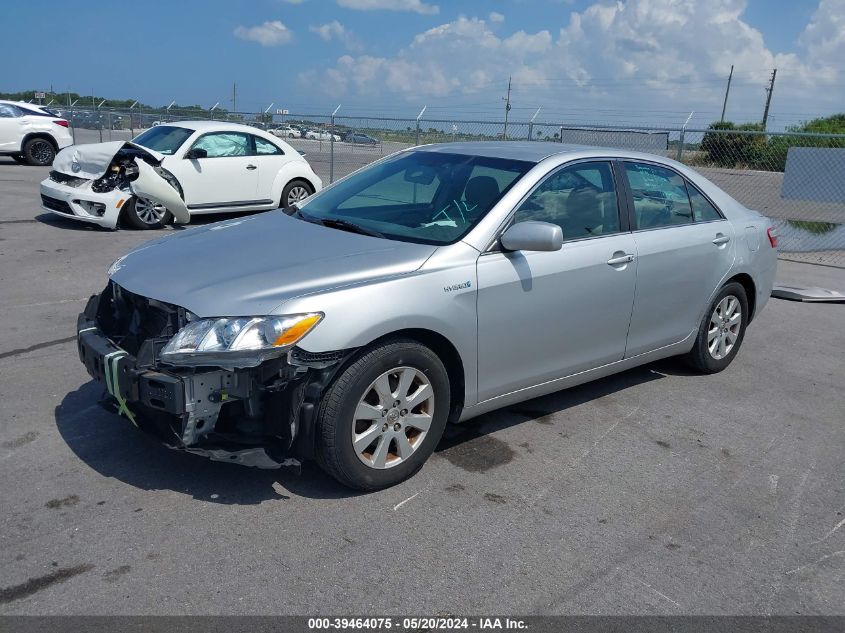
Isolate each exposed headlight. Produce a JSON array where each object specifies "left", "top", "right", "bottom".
[{"left": 160, "top": 313, "right": 322, "bottom": 367}]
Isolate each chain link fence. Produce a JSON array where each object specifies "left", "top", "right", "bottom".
[{"left": 54, "top": 106, "right": 845, "bottom": 268}]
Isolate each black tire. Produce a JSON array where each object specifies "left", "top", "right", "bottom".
[
  {"left": 280, "top": 179, "right": 314, "bottom": 209},
  {"left": 316, "top": 339, "right": 451, "bottom": 491},
  {"left": 122, "top": 196, "right": 173, "bottom": 230},
  {"left": 684, "top": 281, "right": 748, "bottom": 374},
  {"left": 23, "top": 137, "right": 56, "bottom": 166}
]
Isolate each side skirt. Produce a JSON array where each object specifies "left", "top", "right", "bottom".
[{"left": 457, "top": 332, "right": 696, "bottom": 423}]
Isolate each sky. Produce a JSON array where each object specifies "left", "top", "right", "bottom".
[{"left": 3, "top": 0, "right": 843, "bottom": 130}]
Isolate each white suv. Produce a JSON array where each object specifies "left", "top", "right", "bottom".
[{"left": 0, "top": 100, "right": 73, "bottom": 166}]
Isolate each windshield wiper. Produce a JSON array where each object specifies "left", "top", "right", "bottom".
[{"left": 319, "top": 218, "right": 385, "bottom": 239}]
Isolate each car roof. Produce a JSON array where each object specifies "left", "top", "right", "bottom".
[
  {"left": 158, "top": 120, "right": 263, "bottom": 133},
  {"left": 0, "top": 99, "right": 54, "bottom": 114},
  {"left": 413, "top": 141, "right": 677, "bottom": 165}
]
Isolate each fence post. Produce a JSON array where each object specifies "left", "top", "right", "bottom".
[
  {"left": 330, "top": 104, "right": 341, "bottom": 184},
  {"left": 676, "top": 129, "right": 685, "bottom": 162},
  {"left": 677, "top": 111, "right": 694, "bottom": 162},
  {"left": 416, "top": 106, "right": 426, "bottom": 146}
]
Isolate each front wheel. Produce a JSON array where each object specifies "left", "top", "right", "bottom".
[
  {"left": 123, "top": 196, "right": 173, "bottom": 230},
  {"left": 684, "top": 282, "right": 748, "bottom": 373},
  {"left": 316, "top": 339, "right": 451, "bottom": 490},
  {"left": 281, "top": 179, "right": 314, "bottom": 209}
]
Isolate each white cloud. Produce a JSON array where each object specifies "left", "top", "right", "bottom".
[
  {"left": 308, "top": 0, "right": 845, "bottom": 124},
  {"left": 337, "top": 0, "right": 439, "bottom": 15},
  {"left": 233, "top": 20, "right": 294, "bottom": 46},
  {"left": 489, "top": 11, "right": 505, "bottom": 23},
  {"left": 310, "top": 20, "right": 363, "bottom": 51}
]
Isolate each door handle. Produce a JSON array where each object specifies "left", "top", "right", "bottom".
[
  {"left": 712, "top": 234, "right": 730, "bottom": 245},
  {"left": 607, "top": 253, "right": 635, "bottom": 266},
  {"left": 246, "top": 164, "right": 257, "bottom": 170}
]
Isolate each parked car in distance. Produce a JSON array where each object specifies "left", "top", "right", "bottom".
[
  {"left": 0, "top": 100, "right": 73, "bottom": 165},
  {"left": 75, "top": 141, "right": 777, "bottom": 489},
  {"left": 344, "top": 132, "right": 379, "bottom": 145},
  {"left": 271, "top": 125, "right": 302, "bottom": 139},
  {"left": 41, "top": 120, "right": 321, "bottom": 229},
  {"left": 305, "top": 129, "right": 341, "bottom": 142}
]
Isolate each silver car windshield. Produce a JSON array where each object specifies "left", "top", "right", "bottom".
[
  {"left": 298, "top": 151, "right": 532, "bottom": 245},
  {"left": 132, "top": 126, "right": 194, "bottom": 155}
]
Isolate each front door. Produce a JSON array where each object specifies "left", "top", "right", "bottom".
[
  {"left": 170, "top": 131, "right": 260, "bottom": 209},
  {"left": 476, "top": 160, "right": 638, "bottom": 402}
]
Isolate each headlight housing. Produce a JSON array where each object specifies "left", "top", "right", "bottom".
[{"left": 160, "top": 313, "right": 322, "bottom": 367}]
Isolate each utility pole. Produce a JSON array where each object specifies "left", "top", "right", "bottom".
[
  {"left": 232, "top": 82, "right": 237, "bottom": 116},
  {"left": 762, "top": 68, "right": 777, "bottom": 130},
  {"left": 502, "top": 76, "right": 512, "bottom": 139},
  {"left": 720, "top": 64, "right": 733, "bottom": 123}
]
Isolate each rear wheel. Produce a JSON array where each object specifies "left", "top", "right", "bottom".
[
  {"left": 23, "top": 138, "right": 56, "bottom": 166},
  {"left": 281, "top": 179, "right": 314, "bottom": 209},
  {"left": 684, "top": 281, "right": 748, "bottom": 373},
  {"left": 123, "top": 196, "right": 173, "bottom": 230},
  {"left": 316, "top": 339, "right": 450, "bottom": 490}
]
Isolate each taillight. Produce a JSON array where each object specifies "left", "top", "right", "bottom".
[
  {"left": 767, "top": 227, "right": 778, "bottom": 248},
  {"left": 54, "top": 119, "right": 69, "bottom": 128}
]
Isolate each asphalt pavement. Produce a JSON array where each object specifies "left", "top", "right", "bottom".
[{"left": 0, "top": 158, "right": 843, "bottom": 615}]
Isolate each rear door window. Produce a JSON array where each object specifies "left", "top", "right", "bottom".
[
  {"left": 686, "top": 184, "right": 723, "bottom": 222},
  {"left": 624, "top": 162, "right": 693, "bottom": 229}
]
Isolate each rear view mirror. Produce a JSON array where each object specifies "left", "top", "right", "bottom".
[
  {"left": 403, "top": 165, "right": 436, "bottom": 185},
  {"left": 185, "top": 147, "right": 207, "bottom": 159},
  {"left": 500, "top": 221, "right": 563, "bottom": 252}
]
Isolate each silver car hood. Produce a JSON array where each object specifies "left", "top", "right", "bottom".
[
  {"left": 109, "top": 211, "right": 438, "bottom": 317},
  {"left": 53, "top": 141, "right": 165, "bottom": 179}
]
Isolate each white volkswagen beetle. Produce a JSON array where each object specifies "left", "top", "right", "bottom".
[{"left": 39, "top": 120, "right": 322, "bottom": 229}]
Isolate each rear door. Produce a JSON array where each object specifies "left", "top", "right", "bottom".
[
  {"left": 476, "top": 160, "right": 638, "bottom": 401},
  {"left": 622, "top": 161, "right": 735, "bottom": 356}
]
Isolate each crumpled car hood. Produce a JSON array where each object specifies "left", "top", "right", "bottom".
[
  {"left": 109, "top": 211, "right": 438, "bottom": 317},
  {"left": 53, "top": 141, "right": 165, "bottom": 180}
]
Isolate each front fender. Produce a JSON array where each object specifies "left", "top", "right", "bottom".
[
  {"left": 275, "top": 243, "right": 480, "bottom": 406},
  {"left": 130, "top": 161, "right": 191, "bottom": 223}
]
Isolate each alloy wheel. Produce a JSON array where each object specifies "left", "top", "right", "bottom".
[
  {"left": 135, "top": 197, "right": 167, "bottom": 224},
  {"left": 31, "top": 140, "right": 54, "bottom": 165},
  {"left": 287, "top": 186, "right": 310, "bottom": 206},
  {"left": 351, "top": 367, "right": 435, "bottom": 469},
  {"left": 708, "top": 295, "right": 742, "bottom": 360}
]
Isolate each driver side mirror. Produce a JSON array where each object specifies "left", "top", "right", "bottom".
[
  {"left": 185, "top": 147, "right": 207, "bottom": 159},
  {"left": 500, "top": 221, "right": 563, "bottom": 252}
]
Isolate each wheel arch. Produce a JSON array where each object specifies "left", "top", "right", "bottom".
[
  {"left": 271, "top": 162, "right": 318, "bottom": 206},
  {"left": 341, "top": 328, "right": 466, "bottom": 423},
  {"left": 22, "top": 132, "right": 59, "bottom": 152},
  {"left": 726, "top": 272, "right": 757, "bottom": 322}
]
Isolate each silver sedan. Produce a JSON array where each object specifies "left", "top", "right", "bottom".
[{"left": 77, "top": 142, "right": 778, "bottom": 489}]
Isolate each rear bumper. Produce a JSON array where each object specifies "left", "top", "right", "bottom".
[
  {"left": 40, "top": 178, "right": 123, "bottom": 229},
  {"left": 75, "top": 294, "right": 314, "bottom": 468}
]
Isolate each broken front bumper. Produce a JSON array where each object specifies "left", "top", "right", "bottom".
[
  {"left": 76, "top": 295, "right": 327, "bottom": 468},
  {"left": 40, "top": 178, "right": 125, "bottom": 229}
]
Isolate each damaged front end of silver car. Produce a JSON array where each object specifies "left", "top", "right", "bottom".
[{"left": 77, "top": 282, "right": 351, "bottom": 470}]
